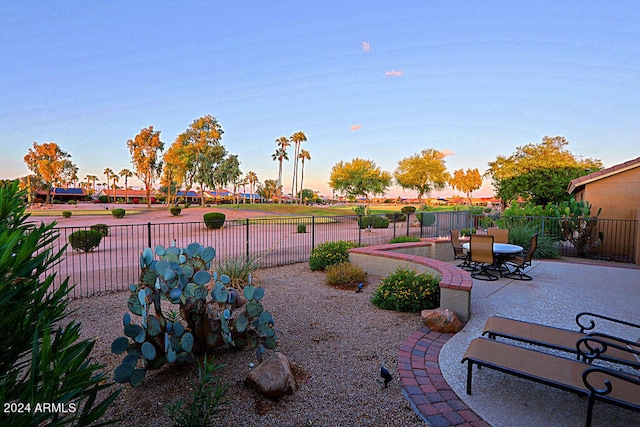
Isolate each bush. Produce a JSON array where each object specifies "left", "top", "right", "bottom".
[
  {"left": 460, "top": 227, "right": 476, "bottom": 237},
  {"left": 352, "top": 205, "right": 367, "bottom": 215},
  {"left": 67, "top": 200, "right": 77, "bottom": 205},
  {"left": 297, "top": 223, "right": 306, "bottom": 233},
  {"left": 214, "top": 257, "right": 261, "bottom": 289},
  {"left": 132, "top": 198, "right": 140, "bottom": 204},
  {"left": 98, "top": 195, "right": 109, "bottom": 203},
  {"left": 90, "top": 223, "right": 109, "bottom": 237},
  {"left": 69, "top": 230, "right": 103, "bottom": 252},
  {"left": 401, "top": 206, "right": 416, "bottom": 214},
  {"left": 170, "top": 206, "right": 182, "bottom": 216},
  {"left": 0, "top": 182, "right": 119, "bottom": 425},
  {"left": 508, "top": 222, "right": 561, "bottom": 259},
  {"left": 389, "top": 235, "right": 421, "bottom": 244},
  {"left": 204, "top": 212, "right": 226, "bottom": 229},
  {"left": 358, "top": 215, "right": 389, "bottom": 229},
  {"left": 416, "top": 212, "right": 436, "bottom": 226},
  {"left": 385, "top": 213, "right": 407, "bottom": 222},
  {"left": 371, "top": 267, "right": 440, "bottom": 312},
  {"left": 62, "top": 210, "right": 72, "bottom": 218},
  {"left": 112, "top": 208, "right": 126, "bottom": 218},
  {"left": 309, "top": 240, "right": 358, "bottom": 271},
  {"left": 325, "top": 262, "right": 367, "bottom": 290}
]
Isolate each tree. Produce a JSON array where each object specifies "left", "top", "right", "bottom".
[
  {"left": 162, "top": 143, "right": 189, "bottom": 205},
  {"left": 85, "top": 174, "right": 98, "bottom": 196},
  {"left": 23, "top": 142, "right": 72, "bottom": 204},
  {"left": 258, "top": 179, "right": 278, "bottom": 202},
  {"left": 290, "top": 131, "right": 307, "bottom": 204},
  {"left": 271, "top": 139, "right": 289, "bottom": 203},
  {"left": 449, "top": 168, "right": 483, "bottom": 205},
  {"left": 329, "top": 158, "right": 391, "bottom": 206},
  {"left": 119, "top": 168, "right": 133, "bottom": 203},
  {"left": 246, "top": 171, "right": 258, "bottom": 203},
  {"left": 127, "top": 126, "right": 164, "bottom": 209},
  {"left": 298, "top": 148, "right": 311, "bottom": 204},
  {"left": 103, "top": 167, "right": 114, "bottom": 202},
  {"left": 213, "top": 154, "right": 241, "bottom": 203},
  {"left": 110, "top": 173, "right": 119, "bottom": 203},
  {"left": 485, "top": 136, "right": 603, "bottom": 205},
  {"left": 59, "top": 160, "right": 79, "bottom": 188},
  {"left": 394, "top": 149, "right": 450, "bottom": 203}
]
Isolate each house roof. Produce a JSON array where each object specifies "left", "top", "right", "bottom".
[
  {"left": 567, "top": 156, "right": 640, "bottom": 194},
  {"left": 37, "top": 188, "right": 86, "bottom": 196},
  {"left": 175, "top": 190, "right": 200, "bottom": 197},
  {"left": 98, "top": 189, "right": 149, "bottom": 197}
]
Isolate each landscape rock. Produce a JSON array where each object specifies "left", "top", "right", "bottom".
[
  {"left": 421, "top": 307, "right": 463, "bottom": 333},
  {"left": 245, "top": 352, "right": 296, "bottom": 399}
]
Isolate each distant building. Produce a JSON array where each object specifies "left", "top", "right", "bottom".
[{"left": 36, "top": 187, "right": 87, "bottom": 202}]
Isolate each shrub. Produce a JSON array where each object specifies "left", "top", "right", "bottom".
[
  {"left": 204, "top": 212, "right": 226, "bottom": 229},
  {"left": 325, "top": 262, "right": 367, "bottom": 290},
  {"left": 62, "top": 210, "right": 72, "bottom": 218},
  {"left": 112, "top": 208, "right": 126, "bottom": 218},
  {"left": 385, "top": 213, "right": 407, "bottom": 222},
  {"left": 98, "top": 195, "right": 109, "bottom": 203},
  {"left": 389, "top": 235, "right": 421, "bottom": 244},
  {"left": 132, "top": 198, "right": 140, "bottom": 204},
  {"left": 358, "top": 215, "right": 389, "bottom": 229},
  {"left": 401, "top": 206, "right": 416, "bottom": 214},
  {"left": 214, "top": 257, "right": 261, "bottom": 289},
  {"left": 297, "top": 223, "right": 306, "bottom": 233},
  {"left": 460, "top": 227, "right": 476, "bottom": 237},
  {"left": 90, "top": 223, "right": 110, "bottom": 236},
  {"left": 0, "top": 182, "right": 119, "bottom": 425},
  {"left": 508, "top": 222, "right": 561, "bottom": 259},
  {"left": 309, "top": 240, "right": 358, "bottom": 271},
  {"left": 67, "top": 200, "right": 77, "bottom": 205},
  {"left": 170, "top": 206, "right": 182, "bottom": 216},
  {"left": 352, "top": 205, "right": 367, "bottom": 215},
  {"left": 416, "top": 212, "right": 436, "bottom": 226},
  {"left": 69, "top": 230, "right": 103, "bottom": 252},
  {"left": 371, "top": 267, "right": 441, "bottom": 312}
]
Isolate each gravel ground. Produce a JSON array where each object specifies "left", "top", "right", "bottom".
[{"left": 68, "top": 263, "right": 426, "bottom": 427}]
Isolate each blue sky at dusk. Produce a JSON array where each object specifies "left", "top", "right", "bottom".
[{"left": 1, "top": 1, "right": 639, "bottom": 198}]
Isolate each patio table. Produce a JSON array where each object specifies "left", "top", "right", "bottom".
[{"left": 462, "top": 242, "right": 523, "bottom": 255}]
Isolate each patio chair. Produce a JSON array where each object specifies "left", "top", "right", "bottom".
[
  {"left": 461, "top": 337, "right": 640, "bottom": 427},
  {"left": 482, "top": 312, "right": 640, "bottom": 369},
  {"left": 469, "top": 234, "right": 498, "bottom": 281},
  {"left": 487, "top": 227, "right": 509, "bottom": 243},
  {"left": 502, "top": 233, "right": 537, "bottom": 280},
  {"left": 450, "top": 229, "right": 473, "bottom": 270}
]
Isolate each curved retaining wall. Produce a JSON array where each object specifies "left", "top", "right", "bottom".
[{"left": 348, "top": 241, "right": 472, "bottom": 322}]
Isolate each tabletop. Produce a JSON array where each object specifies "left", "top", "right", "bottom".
[{"left": 462, "top": 242, "right": 523, "bottom": 254}]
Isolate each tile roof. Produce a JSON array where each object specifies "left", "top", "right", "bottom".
[{"left": 567, "top": 156, "right": 640, "bottom": 193}]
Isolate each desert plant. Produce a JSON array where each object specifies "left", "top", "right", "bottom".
[
  {"left": 98, "top": 195, "right": 109, "bottom": 203},
  {"left": 62, "top": 210, "right": 72, "bottom": 218},
  {"left": 358, "top": 215, "right": 389, "bottom": 229},
  {"left": 460, "top": 227, "right": 476, "bottom": 237},
  {"left": 352, "top": 204, "right": 367, "bottom": 216},
  {"left": 400, "top": 206, "right": 416, "bottom": 214},
  {"left": 324, "top": 262, "right": 367, "bottom": 290},
  {"left": 166, "top": 355, "right": 228, "bottom": 426},
  {"left": 508, "top": 222, "right": 561, "bottom": 259},
  {"left": 68, "top": 229, "right": 103, "bottom": 252},
  {"left": 90, "top": 223, "right": 110, "bottom": 236},
  {"left": 112, "top": 208, "right": 126, "bottom": 218},
  {"left": 385, "top": 213, "right": 407, "bottom": 222},
  {"left": 370, "top": 266, "right": 440, "bottom": 312},
  {"left": 297, "top": 223, "right": 306, "bottom": 233},
  {"left": 0, "top": 181, "right": 119, "bottom": 426},
  {"left": 111, "top": 241, "right": 276, "bottom": 387},
  {"left": 214, "top": 257, "right": 261, "bottom": 289},
  {"left": 203, "top": 212, "right": 225, "bottom": 229},
  {"left": 170, "top": 206, "right": 182, "bottom": 216},
  {"left": 416, "top": 212, "right": 436, "bottom": 226},
  {"left": 309, "top": 240, "right": 358, "bottom": 271},
  {"left": 551, "top": 197, "right": 603, "bottom": 257},
  {"left": 389, "top": 235, "right": 421, "bottom": 244}
]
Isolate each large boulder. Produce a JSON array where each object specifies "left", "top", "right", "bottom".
[
  {"left": 245, "top": 352, "right": 296, "bottom": 399},
  {"left": 421, "top": 307, "right": 463, "bottom": 333}
]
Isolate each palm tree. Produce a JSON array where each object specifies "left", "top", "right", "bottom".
[
  {"left": 290, "top": 131, "right": 307, "bottom": 204},
  {"left": 119, "top": 168, "right": 134, "bottom": 203},
  {"left": 110, "top": 173, "right": 119, "bottom": 203},
  {"left": 103, "top": 168, "right": 114, "bottom": 202},
  {"left": 85, "top": 174, "right": 98, "bottom": 197},
  {"left": 246, "top": 171, "right": 258, "bottom": 203},
  {"left": 273, "top": 136, "right": 290, "bottom": 203},
  {"left": 298, "top": 149, "right": 311, "bottom": 204}
]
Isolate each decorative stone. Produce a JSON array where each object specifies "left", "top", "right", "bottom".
[
  {"left": 245, "top": 352, "right": 296, "bottom": 398},
  {"left": 421, "top": 307, "right": 463, "bottom": 333}
]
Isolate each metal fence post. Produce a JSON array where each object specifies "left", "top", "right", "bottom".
[
  {"left": 147, "top": 222, "right": 152, "bottom": 248},
  {"left": 406, "top": 213, "right": 410, "bottom": 236},
  {"left": 393, "top": 213, "right": 397, "bottom": 239},
  {"left": 246, "top": 218, "right": 250, "bottom": 261},
  {"left": 358, "top": 215, "right": 362, "bottom": 245},
  {"left": 311, "top": 216, "right": 315, "bottom": 250}
]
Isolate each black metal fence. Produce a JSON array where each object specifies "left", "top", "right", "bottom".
[{"left": 43, "top": 211, "right": 635, "bottom": 298}]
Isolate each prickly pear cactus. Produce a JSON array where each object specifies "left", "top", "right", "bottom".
[
  {"left": 552, "top": 197, "right": 603, "bottom": 257},
  {"left": 111, "top": 241, "right": 276, "bottom": 386}
]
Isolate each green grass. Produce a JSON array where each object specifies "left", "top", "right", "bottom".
[
  {"left": 215, "top": 204, "right": 347, "bottom": 216},
  {"left": 27, "top": 209, "right": 146, "bottom": 216}
]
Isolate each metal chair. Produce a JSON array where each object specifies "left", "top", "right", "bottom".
[
  {"left": 503, "top": 234, "right": 538, "bottom": 280},
  {"left": 487, "top": 227, "right": 509, "bottom": 243},
  {"left": 450, "top": 229, "right": 473, "bottom": 270},
  {"left": 469, "top": 234, "right": 498, "bottom": 281}
]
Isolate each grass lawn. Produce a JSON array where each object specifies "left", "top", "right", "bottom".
[
  {"left": 212, "top": 203, "right": 472, "bottom": 216},
  {"left": 27, "top": 209, "right": 146, "bottom": 216}
]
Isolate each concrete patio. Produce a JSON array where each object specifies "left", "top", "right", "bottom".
[{"left": 439, "top": 260, "right": 640, "bottom": 427}]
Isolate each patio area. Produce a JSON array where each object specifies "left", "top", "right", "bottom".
[{"left": 433, "top": 260, "right": 640, "bottom": 426}]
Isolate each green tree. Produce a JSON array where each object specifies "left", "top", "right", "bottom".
[
  {"left": 23, "top": 142, "right": 72, "bottom": 204},
  {"left": 485, "top": 136, "right": 602, "bottom": 205},
  {"left": 85, "top": 174, "right": 98, "bottom": 196},
  {"left": 272, "top": 136, "right": 290, "bottom": 203},
  {"left": 0, "top": 182, "right": 120, "bottom": 425},
  {"left": 103, "top": 167, "right": 114, "bottom": 202},
  {"left": 329, "top": 158, "right": 391, "bottom": 206},
  {"left": 290, "top": 131, "right": 307, "bottom": 204},
  {"left": 298, "top": 149, "right": 311, "bottom": 205},
  {"left": 246, "top": 171, "right": 258, "bottom": 203},
  {"left": 127, "top": 126, "right": 164, "bottom": 209},
  {"left": 213, "top": 154, "right": 241, "bottom": 203},
  {"left": 449, "top": 168, "right": 483, "bottom": 206},
  {"left": 119, "top": 168, "right": 134, "bottom": 203},
  {"left": 394, "top": 149, "right": 450, "bottom": 203},
  {"left": 258, "top": 179, "right": 279, "bottom": 202}
]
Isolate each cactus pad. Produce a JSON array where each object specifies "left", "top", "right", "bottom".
[
  {"left": 173, "top": 321, "right": 185, "bottom": 338},
  {"left": 141, "top": 342, "right": 157, "bottom": 361},
  {"left": 111, "top": 337, "right": 129, "bottom": 354},
  {"left": 146, "top": 315, "right": 162, "bottom": 336},
  {"left": 123, "top": 313, "right": 131, "bottom": 327},
  {"left": 235, "top": 313, "right": 249, "bottom": 333},
  {"left": 114, "top": 364, "right": 134, "bottom": 383},
  {"left": 253, "top": 287, "right": 265, "bottom": 301},
  {"left": 181, "top": 332, "right": 194, "bottom": 353},
  {"left": 201, "top": 246, "right": 216, "bottom": 262},
  {"left": 193, "top": 270, "right": 211, "bottom": 286},
  {"left": 129, "top": 368, "right": 146, "bottom": 387},
  {"left": 246, "top": 300, "right": 263, "bottom": 317},
  {"left": 243, "top": 285, "right": 255, "bottom": 300}
]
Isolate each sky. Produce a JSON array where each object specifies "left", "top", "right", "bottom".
[{"left": 1, "top": 0, "right": 639, "bottom": 199}]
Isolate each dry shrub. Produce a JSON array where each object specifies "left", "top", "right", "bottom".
[{"left": 324, "top": 262, "right": 367, "bottom": 290}]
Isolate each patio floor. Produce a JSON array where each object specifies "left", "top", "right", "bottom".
[{"left": 408, "top": 260, "right": 640, "bottom": 427}]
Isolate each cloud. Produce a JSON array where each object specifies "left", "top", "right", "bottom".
[
  {"left": 442, "top": 149, "right": 455, "bottom": 157},
  {"left": 384, "top": 70, "right": 404, "bottom": 77},
  {"left": 362, "top": 41, "right": 370, "bottom": 53},
  {"left": 350, "top": 124, "right": 362, "bottom": 131}
]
